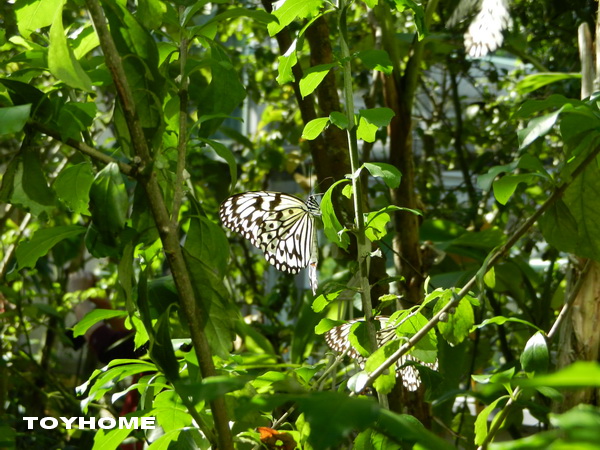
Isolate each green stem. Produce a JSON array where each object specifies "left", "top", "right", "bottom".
[
  {"left": 172, "top": 9, "right": 189, "bottom": 226},
  {"left": 338, "top": 0, "right": 386, "bottom": 407}
]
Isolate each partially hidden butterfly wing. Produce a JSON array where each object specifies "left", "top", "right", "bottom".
[
  {"left": 324, "top": 316, "right": 438, "bottom": 391},
  {"left": 219, "top": 191, "right": 316, "bottom": 275}
]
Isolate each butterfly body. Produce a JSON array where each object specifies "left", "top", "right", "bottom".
[
  {"left": 219, "top": 191, "right": 320, "bottom": 291},
  {"left": 325, "top": 316, "right": 438, "bottom": 391}
]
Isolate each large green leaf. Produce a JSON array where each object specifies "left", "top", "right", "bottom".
[
  {"left": 515, "top": 361, "right": 600, "bottom": 388},
  {"left": 10, "top": 147, "right": 57, "bottom": 217},
  {"left": 267, "top": 0, "right": 323, "bottom": 36},
  {"left": 363, "top": 162, "right": 402, "bottom": 188},
  {"left": 14, "top": 0, "right": 63, "bottom": 39},
  {"left": 434, "top": 295, "right": 474, "bottom": 346},
  {"left": 185, "top": 201, "right": 230, "bottom": 277},
  {"left": 299, "top": 63, "right": 337, "bottom": 98},
  {"left": 0, "top": 105, "right": 31, "bottom": 135},
  {"left": 194, "top": 45, "right": 246, "bottom": 138},
  {"left": 365, "top": 340, "right": 399, "bottom": 394},
  {"left": 72, "top": 309, "right": 128, "bottom": 338},
  {"left": 538, "top": 199, "right": 578, "bottom": 256},
  {"left": 198, "top": 138, "right": 237, "bottom": 189},
  {"left": 516, "top": 72, "right": 581, "bottom": 95},
  {"left": 301, "top": 117, "right": 329, "bottom": 140},
  {"left": 559, "top": 160, "right": 600, "bottom": 260},
  {"left": 54, "top": 162, "right": 94, "bottom": 214},
  {"left": 88, "top": 162, "right": 128, "bottom": 235},
  {"left": 182, "top": 249, "right": 237, "bottom": 358},
  {"left": 357, "top": 49, "right": 393, "bottom": 74},
  {"left": 357, "top": 108, "right": 395, "bottom": 143},
  {"left": 16, "top": 225, "right": 85, "bottom": 269},
  {"left": 48, "top": 0, "right": 92, "bottom": 92},
  {"left": 490, "top": 405, "right": 600, "bottom": 450}
]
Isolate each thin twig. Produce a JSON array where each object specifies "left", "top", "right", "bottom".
[{"left": 171, "top": 11, "right": 189, "bottom": 226}]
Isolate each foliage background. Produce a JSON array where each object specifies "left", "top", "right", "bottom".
[{"left": 1, "top": 0, "right": 600, "bottom": 449}]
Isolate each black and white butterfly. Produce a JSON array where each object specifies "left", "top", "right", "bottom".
[
  {"left": 219, "top": 191, "right": 320, "bottom": 294},
  {"left": 324, "top": 316, "right": 438, "bottom": 392}
]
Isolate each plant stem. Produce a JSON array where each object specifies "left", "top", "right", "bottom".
[
  {"left": 172, "top": 10, "right": 189, "bottom": 226},
  {"left": 338, "top": 0, "right": 386, "bottom": 407},
  {"left": 84, "top": 1, "right": 233, "bottom": 448}
]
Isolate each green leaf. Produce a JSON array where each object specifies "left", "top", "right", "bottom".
[
  {"left": 472, "top": 316, "right": 543, "bottom": 333},
  {"left": 518, "top": 109, "right": 563, "bottom": 149},
  {"left": 277, "top": 49, "right": 298, "bottom": 84},
  {"left": 302, "top": 117, "right": 330, "bottom": 140},
  {"left": 267, "top": 0, "right": 323, "bottom": 36},
  {"left": 516, "top": 72, "right": 581, "bottom": 95},
  {"left": 366, "top": 340, "right": 400, "bottom": 394},
  {"left": 520, "top": 331, "right": 549, "bottom": 375},
  {"left": 199, "top": 138, "right": 237, "bottom": 189},
  {"left": 152, "top": 390, "right": 190, "bottom": 431},
  {"left": 191, "top": 8, "right": 276, "bottom": 36},
  {"left": 93, "top": 423, "right": 135, "bottom": 450},
  {"left": 89, "top": 162, "right": 128, "bottom": 235},
  {"left": 357, "top": 108, "right": 395, "bottom": 142},
  {"left": 393, "top": 0, "right": 426, "bottom": 39},
  {"left": 393, "top": 312, "right": 437, "bottom": 363},
  {"left": 16, "top": 225, "right": 86, "bottom": 269},
  {"left": 175, "top": 376, "right": 249, "bottom": 404},
  {"left": 321, "top": 179, "right": 351, "bottom": 250},
  {"left": 434, "top": 296, "right": 474, "bottom": 346},
  {"left": 300, "top": 63, "right": 337, "bottom": 98},
  {"left": 363, "top": 162, "right": 402, "bottom": 188},
  {"left": 375, "top": 409, "right": 454, "bottom": 450},
  {"left": 195, "top": 45, "right": 246, "bottom": 138},
  {"left": 48, "top": 0, "right": 93, "bottom": 91},
  {"left": 357, "top": 49, "right": 393, "bottom": 74},
  {"left": 185, "top": 199, "right": 230, "bottom": 277},
  {"left": 150, "top": 307, "right": 181, "bottom": 381},
  {"left": 56, "top": 102, "right": 97, "bottom": 141},
  {"left": 330, "top": 111, "right": 349, "bottom": 129},
  {"left": 72, "top": 309, "right": 128, "bottom": 338},
  {"left": 0, "top": 105, "right": 31, "bottom": 135},
  {"left": 348, "top": 321, "right": 374, "bottom": 358},
  {"left": 477, "top": 154, "right": 550, "bottom": 191},
  {"left": 312, "top": 290, "right": 342, "bottom": 313},
  {"left": 558, "top": 161, "right": 600, "bottom": 260},
  {"left": 54, "top": 163, "right": 94, "bottom": 214},
  {"left": 516, "top": 361, "right": 600, "bottom": 388},
  {"left": 314, "top": 317, "right": 345, "bottom": 335},
  {"left": 11, "top": 148, "right": 57, "bottom": 217},
  {"left": 492, "top": 174, "right": 538, "bottom": 205},
  {"left": 182, "top": 249, "right": 238, "bottom": 357},
  {"left": 474, "top": 396, "right": 509, "bottom": 446},
  {"left": 538, "top": 200, "right": 578, "bottom": 255},
  {"left": 14, "top": 0, "right": 64, "bottom": 39},
  {"left": 137, "top": 0, "right": 166, "bottom": 30},
  {"left": 354, "top": 429, "right": 396, "bottom": 449},
  {"left": 365, "top": 208, "right": 392, "bottom": 241},
  {"left": 513, "top": 94, "right": 578, "bottom": 119}
]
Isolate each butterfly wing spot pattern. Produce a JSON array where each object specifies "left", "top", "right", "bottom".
[
  {"left": 324, "top": 316, "right": 438, "bottom": 392},
  {"left": 219, "top": 191, "right": 319, "bottom": 293}
]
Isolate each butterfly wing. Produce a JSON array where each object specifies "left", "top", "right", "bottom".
[
  {"left": 324, "top": 316, "right": 438, "bottom": 391},
  {"left": 219, "top": 191, "right": 316, "bottom": 275}
]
